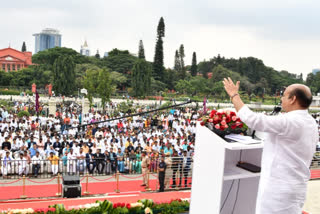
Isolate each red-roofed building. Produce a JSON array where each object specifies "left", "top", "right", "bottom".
[{"left": 0, "top": 47, "right": 32, "bottom": 72}]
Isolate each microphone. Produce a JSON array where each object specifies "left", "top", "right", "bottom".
[{"left": 270, "top": 103, "right": 282, "bottom": 115}]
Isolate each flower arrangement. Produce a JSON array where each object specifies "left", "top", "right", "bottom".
[
  {"left": 200, "top": 109, "right": 247, "bottom": 137},
  {"left": 1, "top": 199, "right": 189, "bottom": 214}
]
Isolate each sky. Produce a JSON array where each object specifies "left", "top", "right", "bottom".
[{"left": 1, "top": 0, "right": 320, "bottom": 78}]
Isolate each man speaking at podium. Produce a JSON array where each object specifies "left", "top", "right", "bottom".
[{"left": 223, "top": 78, "right": 318, "bottom": 214}]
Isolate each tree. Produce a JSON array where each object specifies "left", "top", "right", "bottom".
[
  {"left": 33, "top": 47, "right": 88, "bottom": 66},
  {"left": 110, "top": 71, "right": 128, "bottom": 89},
  {"left": 21, "top": 42, "right": 26, "bottom": 52},
  {"left": 138, "top": 40, "right": 145, "bottom": 59},
  {"left": 178, "top": 44, "right": 185, "bottom": 79},
  {"left": 153, "top": 17, "right": 165, "bottom": 81},
  {"left": 97, "top": 69, "right": 113, "bottom": 110},
  {"left": 52, "top": 56, "right": 76, "bottom": 96},
  {"left": 174, "top": 50, "right": 181, "bottom": 72},
  {"left": 191, "top": 52, "right": 198, "bottom": 76},
  {"left": 164, "top": 69, "right": 177, "bottom": 90},
  {"left": 131, "top": 59, "right": 152, "bottom": 97},
  {"left": 157, "top": 17, "right": 165, "bottom": 38},
  {"left": 84, "top": 68, "right": 100, "bottom": 106},
  {"left": 95, "top": 50, "right": 100, "bottom": 59},
  {"left": 100, "top": 49, "right": 138, "bottom": 75}
]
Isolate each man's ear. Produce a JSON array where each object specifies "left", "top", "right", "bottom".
[{"left": 290, "top": 95, "right": 297, "bottom": 105}]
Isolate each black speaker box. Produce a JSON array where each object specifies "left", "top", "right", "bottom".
[
  {"left": 63, "top": 175, "right": 80, "bottom": 185},
  {"left": 62, "top": 184, "right": 81, "bottom": 198}
]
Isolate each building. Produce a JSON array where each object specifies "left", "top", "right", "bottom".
[
  {"left": 33, "top": 28, "right": 61, "bottom": 54},
  {"left": 80, "top": 40, "right": 90, "bottom": 56},
  {"left": 312, "top": 68, "right": 320, "bottom": 75},
  {"left": 104, "top": 52, "right": 108, "bottom": 57},
  {"left": 0, "top": 47, "right": 32, "bottom": 72}
]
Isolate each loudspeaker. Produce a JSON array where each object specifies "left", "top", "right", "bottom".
[
  {"left": 62, "top": 184, "right": 81, "bottom": 198},
  {"left": 63, "top": 175, "right": 80, "bottom": 185}
]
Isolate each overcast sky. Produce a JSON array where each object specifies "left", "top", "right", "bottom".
[{"left": 1, "top": 0, "right": 320, "bottom": 78}]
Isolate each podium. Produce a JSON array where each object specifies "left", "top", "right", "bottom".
[{"left": 190, "top": 123, "right": 263, "bottom": 214}]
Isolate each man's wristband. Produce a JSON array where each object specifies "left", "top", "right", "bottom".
[{"left": 230, "top": 93, "right": 239, "bottom": 100}]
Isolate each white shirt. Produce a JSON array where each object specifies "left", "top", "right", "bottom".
[
  {"left": 238, "top": 106, "right": 318, "bottom": 214},
  {"left": 32, "top": 155, "right": 42, "bottom": 164}
]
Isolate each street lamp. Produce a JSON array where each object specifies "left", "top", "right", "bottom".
[{"left": 80, "top": 88, "right": 88, "bottom": 125}]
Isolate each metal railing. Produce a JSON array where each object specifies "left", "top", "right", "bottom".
[{"left": 0, "top": 157, "right": 194, "bottom": 183}]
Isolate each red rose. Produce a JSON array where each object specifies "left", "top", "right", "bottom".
[
  {"left": 231, "top": 124, "right": 237, "bottom": 129},
  {"left": 126, "top": 203, "right": 131, "bottom": 209},
  {"left": 121, "top": 203, "right": 125, "bottom": 207},
  {"left": 209, "top": 110, "right": 217, "bottom": 118},
  {"left": 49, "top": 208, "right": 56, "bottom": 212},
  {"left": 238, "top": 123, "right": 243, "bottom": 128},
  {"left": 208, "top": 119, "right": 213, "bottom": 123},
  {"left": 113, "top": 203, "right": 118, "bottom": 208},
  {"left": 226, "top": 116, "right": 231, "bottom": 123},
  {"left": 230, "top": 111, "right": 236, "bottom": 117},
  {"left": 220, "top": 126, "right": 225, "bottom": 131},
  {"left": 200, "top": 121, "right": 205, "bottom": 126}
]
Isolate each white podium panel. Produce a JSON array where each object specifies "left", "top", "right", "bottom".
[{"left": 190, "top": 123, "right": 263, "bottom": 214}]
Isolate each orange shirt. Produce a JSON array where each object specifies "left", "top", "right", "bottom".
[
  {"left": 48, "top": 156, "right": 59, "bottom": 165},
  {"left": 64, "top": 117, "right": 71, "bottom": 125}
]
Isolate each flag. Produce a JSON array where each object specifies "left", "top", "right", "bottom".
[
  {"left": 203, "top": 96, "right": 207, "bottom": 114},
  {"left": 35, "top": 90, "right": 39, "bottom": 113}
]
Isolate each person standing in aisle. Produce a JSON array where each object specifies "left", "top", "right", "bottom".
[
  {"left": 164, "top": 152, "right": 172, "bottom": 189},
  {"left": 141, "top": 151, "right": 150, "bottom": 187},
  {"left": 223, "top": 78, "right": 318, "bottom": 214},
  {"left": 158, "top": 155, "right": 166, "bottom": 192}
]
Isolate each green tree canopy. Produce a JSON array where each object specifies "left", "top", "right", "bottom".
[
  {"left": 21, "top": 42, "right": 26, "bottom": 52},
  {"left": 131, "top": 59, "right": 152, "bottom": 97},
  {"left": 97, "top": 69, "right": 113, "bottom": 109},
  {"left": 191, "top": 52, "right": 197, "bottom": 76},
  {"left": 32, "top": 47, "right": 88, "bottom": 68},
  {"left": 52, "top": 55, "right": 76, "bottom": 96},
  {"left": 138, "top": 40, "right": 145, "bottom": 59},
  {"left": 153, "top": 17, "right": 165, "bottom": 81}
]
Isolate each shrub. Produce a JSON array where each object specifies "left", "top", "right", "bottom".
[{"left": 17, "top": 111, "right": 30, "bottom": 118}]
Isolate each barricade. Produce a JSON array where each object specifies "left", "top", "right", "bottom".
[
  {"left": 20, "top": 175, "right": 27, "bottom": 199},
  {"left": 0, "top": 156, "right": 194, "bottom": 199},
  {"left": 56, "top": 174, "right": 61, "bottom": 196},
  {"left": 83, "top": 173, "right": 89, "bottom": 195}
]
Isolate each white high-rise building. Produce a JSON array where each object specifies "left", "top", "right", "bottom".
[{"left": 80, "top": 40, "right": 90, "bottom": 56}]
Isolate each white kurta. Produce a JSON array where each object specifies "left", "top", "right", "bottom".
[{"left": 237, "top": 106, "right": 318, "bottom": 214}]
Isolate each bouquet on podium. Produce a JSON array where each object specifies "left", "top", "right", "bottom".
[{"left": 200, "top": 109, "right": 247, "bottom": 138}]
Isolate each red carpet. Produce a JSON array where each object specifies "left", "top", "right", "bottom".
[
  {"left": 0, "top": 191, "right": 191, "bottom": 211},
  {"left": 0, "top": 177, "right": 192, "bottom": 200},
  {"left": 310, "top": 169, "right": 320, "bottom": 179}
]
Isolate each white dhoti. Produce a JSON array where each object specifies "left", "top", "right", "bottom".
[
  {"left": 18, "top": 166, "right": 26, "bottom": 176},
  {"left": 51, "top": 165, "right": 58, "bottom": 175},
  {"left": 1, "top": 165, "right": 11, "bottom": 175}
]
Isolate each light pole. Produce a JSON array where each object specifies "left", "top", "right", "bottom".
[{"left": 80, "top": 88, "right": 87, "bottom": 126}]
